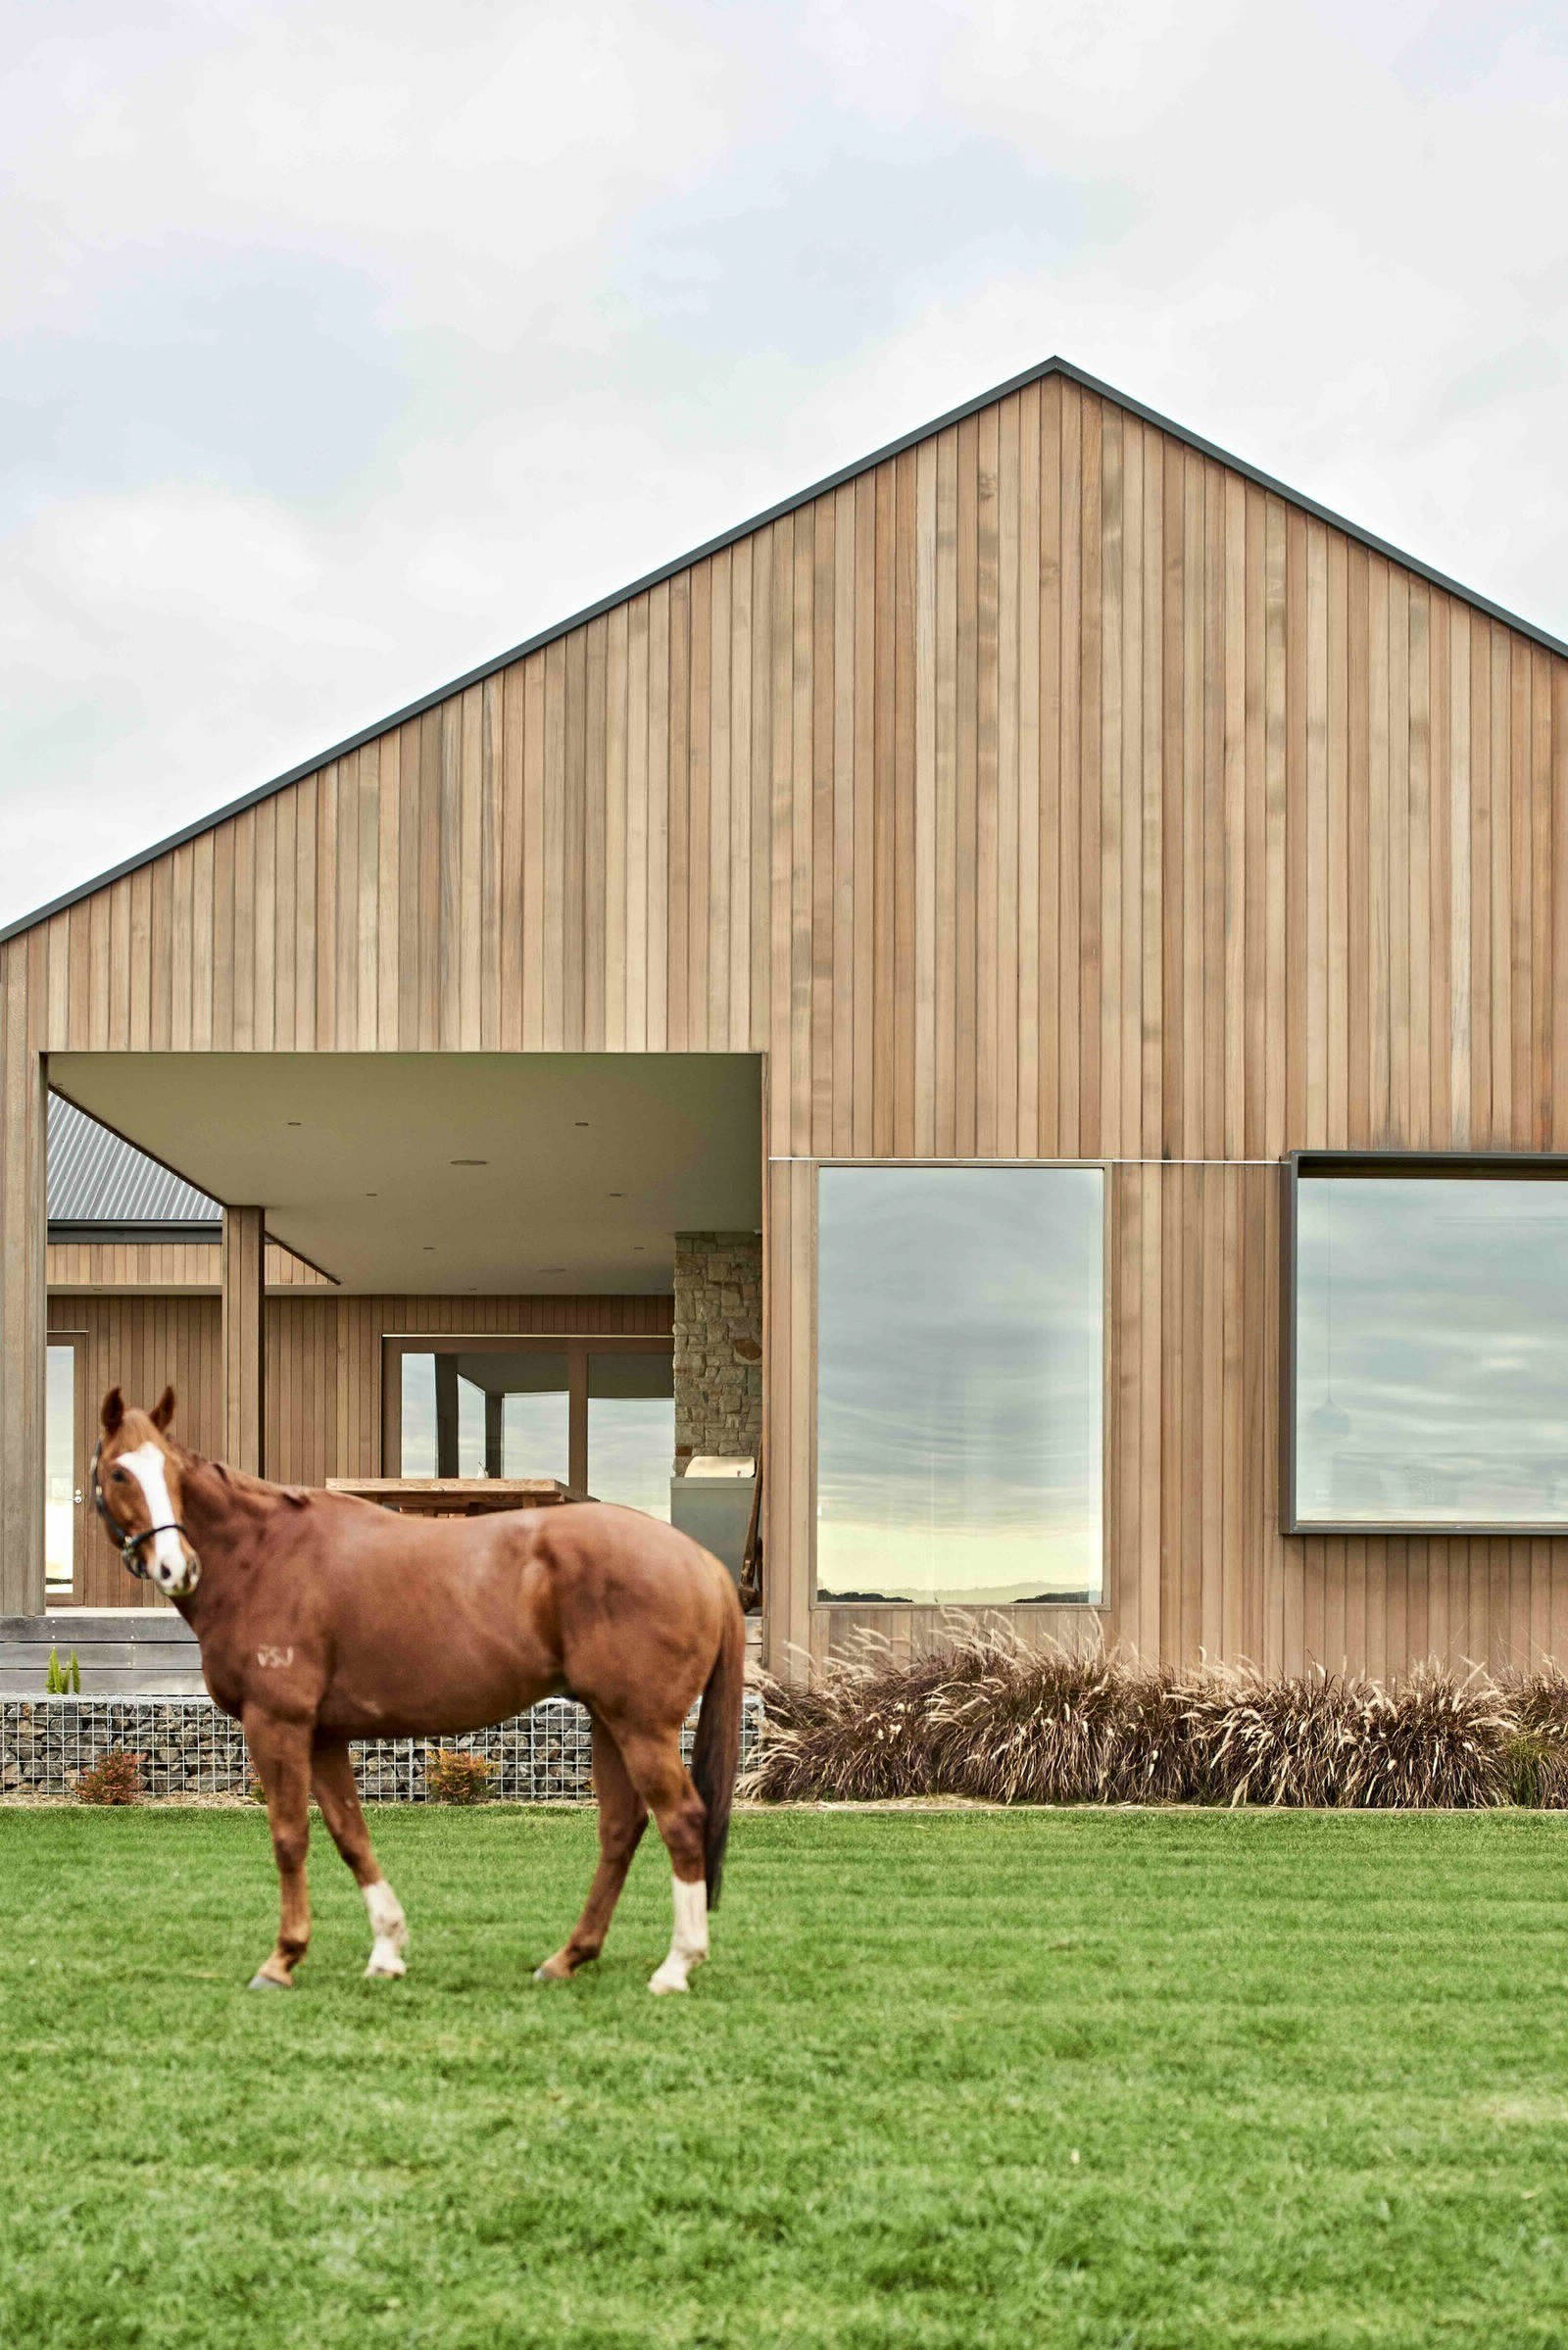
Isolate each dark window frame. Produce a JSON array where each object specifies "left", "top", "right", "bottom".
[{"left": 1282, "top": 1150, "right": 1568, "bottom": 1537}]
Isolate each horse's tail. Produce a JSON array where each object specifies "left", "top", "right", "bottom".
[{"left": 691, "top": 1581, "right": 746, "bottom": 1911}]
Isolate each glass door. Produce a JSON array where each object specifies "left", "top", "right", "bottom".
[{"left": 45, "top": 1339, "right": 80, "bottom": 1601}]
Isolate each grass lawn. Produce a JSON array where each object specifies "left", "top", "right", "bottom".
[{"left": 3, "top": 1807, "right": 1568, "bottom": 2349}]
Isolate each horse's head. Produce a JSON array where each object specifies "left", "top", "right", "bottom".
[{"left": 94, "top": 1387, "right": 202, "bottom": 1597}]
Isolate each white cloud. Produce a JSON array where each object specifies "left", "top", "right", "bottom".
[{"left": 3, "top": 0, "right": 1566, "bottom": 926}]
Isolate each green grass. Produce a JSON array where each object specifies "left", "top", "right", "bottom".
[{"left": 4, "top": 1807, "right": 1568, "bottom": 2348}]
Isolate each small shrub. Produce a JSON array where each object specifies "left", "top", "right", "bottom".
[
  {"left": 77, "top": 1749, "right": 142, "bottom": 1806},
  {"left": 1503, "top": 1730, "right": 1557, "bottom": 1808},
  {"left": 425, "top": 1747, "right": 493, "bottom": 1804},
  {"left": 44, "top": 1647, "right": 81, "bottom": 1695}
]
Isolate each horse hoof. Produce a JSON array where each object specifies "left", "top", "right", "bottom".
[
  {"left": 532, "top": 1962, "right": 569, "bottom": 1984},
  {"left": 648, "top": 1971, "right": 690, "bottom": 1995},
  {"left": 247, "top": 1971, "right": 291, "bottom": 1991},
  {"left": 365, "top": 1956, "right": 407, "bottom": 1981}
]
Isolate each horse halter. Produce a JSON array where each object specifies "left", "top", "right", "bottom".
[{"left": 89, "top": 1437, "right": 192, "bottom": 1583}]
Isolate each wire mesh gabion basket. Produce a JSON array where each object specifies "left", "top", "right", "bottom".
[{"left": 2, "top": 1692, "right": 763, "bottom": 1801}]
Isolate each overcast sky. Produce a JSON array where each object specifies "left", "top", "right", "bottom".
[{"left": 5, "top": 1, "right": 1565, "bottom": 930}]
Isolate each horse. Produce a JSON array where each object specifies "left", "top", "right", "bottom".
[{"left": 90, "top": 1386, "right": 746, "bottom": 1995}]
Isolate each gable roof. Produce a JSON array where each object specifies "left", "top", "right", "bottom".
[
  {"left": 5, "top": 354, "right": 1564, "bottom": 954},
  {"left": 46, "top": 1093, "right": 219, "bottom": 1230}
]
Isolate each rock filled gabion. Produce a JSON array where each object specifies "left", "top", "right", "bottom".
[{"left": 3, "top": 1693, "right": 763, "bottom": 1801}]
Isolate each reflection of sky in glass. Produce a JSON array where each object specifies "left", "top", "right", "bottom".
[
  {"left": 401, "top": 1354, "right": 435, "bottom": 1475},
  {"left": 815, "top": 1167, "right": 1103, "bottom": 1604},
  {"left": 400, "top": 1350, "right": 567, "bottom": 1480},
  {"left": 1297, "top": 1177, "right": 1568, "bottom": 1525},
  {"left": 588, "top": 1353, "right": 673, "bottom": 1519},
  {"left": 45, "top": 1342, "right": 74, "bottom": 1588}
]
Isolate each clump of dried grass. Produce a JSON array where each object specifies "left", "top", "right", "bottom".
[
  {"left": 1498, "top": 1665, "right": 1568, "bottom": 1807},
  {"left": 1176, "top": 1662, "right": 1513, "bottom": 1809},
  {"left": 745, "top": 1636, "right": 1558, "bottom": 1810}
]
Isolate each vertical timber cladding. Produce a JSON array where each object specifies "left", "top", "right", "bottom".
[
  {"left": 220, "top": 1206, "right": 267, "bottom": 1476},
  {"left": 3, "top": 364, "right": 1568, "bottom": 1661}
]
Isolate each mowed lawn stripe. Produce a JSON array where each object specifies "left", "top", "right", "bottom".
[{"left": 2, "top": 1808, "right": 1567, "bottom": 2348}]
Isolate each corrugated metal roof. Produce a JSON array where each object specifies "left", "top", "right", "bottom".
[{"left": 47, "top": 1095, "right": 218, "bottom": 1226}]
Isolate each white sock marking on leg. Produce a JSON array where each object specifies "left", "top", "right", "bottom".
[
  {"left": 364, "top": 1877, "right": 408, "bottom": 1978},
  {"left": 649, "top": 1874, "right": 709, "bottom": 1994}
]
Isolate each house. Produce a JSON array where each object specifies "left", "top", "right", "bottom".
[{"left": 3, "top": 355, "right": 1566, "bottom": 1685}]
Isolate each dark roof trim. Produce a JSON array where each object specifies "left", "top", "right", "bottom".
[
  {"left": 49, "top": 1220, "right": 222, "bottom": 1243},
  {"left": 6, "top": 354, "right": 1564, "bottom": 952}
]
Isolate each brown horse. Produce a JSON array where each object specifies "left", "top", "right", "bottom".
[{"left": 91, "top": 1387, "right": 745, "bottom": 1994}]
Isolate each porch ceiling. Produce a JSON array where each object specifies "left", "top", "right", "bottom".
[{"left": 48, "top": 1053, "right": 761, "bottom": 1295}]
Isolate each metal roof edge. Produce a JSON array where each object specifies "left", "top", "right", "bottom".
[{"left": 5, "top": 353, "right": 1564, "bottom": 950}]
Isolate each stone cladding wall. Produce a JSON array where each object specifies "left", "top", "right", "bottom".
[{"left": 673, "top": 1231, "right": 763, "bottom": 1466}]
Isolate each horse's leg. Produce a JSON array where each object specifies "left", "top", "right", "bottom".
[
  {"left": 614, "top": 1727, "right": 710, "bottom": 1996},
  {"left": 243, "top": 1707, "right": 314, "bottom": 1989},
  {"left": 311, "top": 1739, "right": 409, "bottom": 1981},
  {"left": 533, "top": 1717, "right": 648, "bottom": 1983}
]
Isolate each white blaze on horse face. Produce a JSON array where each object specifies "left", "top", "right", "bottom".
[
  {"left": 119, "top": 1443, "right": 196, "bottom": 1592},
  {"left": 648, "top": 1874, "right": 709, "bottom": 1995},
  {"left": 364, "top": 1877, "right": 408, "bottom": 1980}
]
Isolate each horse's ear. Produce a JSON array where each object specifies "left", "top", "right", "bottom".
[
  {"left": 150, "top": 1386, "right": 176, "bottom": 1433},
  {"left": 100, "top": 1387, "right": 124, "bottom": 1437}
]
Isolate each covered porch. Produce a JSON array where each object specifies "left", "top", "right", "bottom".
[{"left": 18, "top": 1051, "right": 763, "bottom": 1690}]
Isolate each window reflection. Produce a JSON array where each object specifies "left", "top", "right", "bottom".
[
  {"left": 45, "top": 1343, "right": 74, "bottom": 1592},
  {"left": 815, "top": 1167, "right": 1104, "bottom": 1604},
  {"left": 1295, "top": 1174, "right": 1568, "bottom": 1526},
  {"left": 588, "top": 1352, "right": 674, "bottom": 1519},
  {"left": 399, "top": 1350, "right": 568, "bottom": 1482}
]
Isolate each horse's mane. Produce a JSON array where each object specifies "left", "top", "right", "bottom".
[{"left": 185, "top": 1451, "right": 312, "bottom": 1510}]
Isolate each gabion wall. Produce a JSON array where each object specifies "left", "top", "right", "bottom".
[{"left": 1, "top": 1693, "right": 763, "bottom": 1801}]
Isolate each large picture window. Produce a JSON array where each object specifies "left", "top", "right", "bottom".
[
  {"left": 1289, "top": 1156, "right": 1568, "bottom": 1531},
  {"left": 385, "top": 1336, "right": 673, "bottom": 1519},
  {"left": 814, "top": 1165, "right": 1105, "bottom": 1606}
]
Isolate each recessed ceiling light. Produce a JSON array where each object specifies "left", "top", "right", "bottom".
[{"left": 450, "top": 1157, "right": 488, "bottom": 1166}]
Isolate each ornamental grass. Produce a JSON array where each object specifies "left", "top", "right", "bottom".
[{"left": 745, "top": 1627, "right": 1565, "bottom": 1809}]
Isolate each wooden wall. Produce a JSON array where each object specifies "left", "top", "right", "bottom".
[
  {"left": 7, "top": 361, "right": 1568, "bottom": 1666},
  {"left": 45, "top": 1239, "right": 330, "bottom": 1292},
  {"left": 48, "top": 1290, "right": 671, "bottom": 1608}
]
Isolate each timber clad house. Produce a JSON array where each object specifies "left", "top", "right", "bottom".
[{"left": 4, "top": 354, "right": 1568, "bottom": 1689}]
